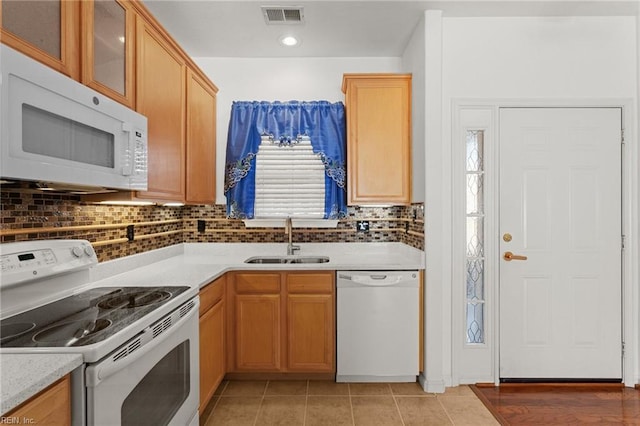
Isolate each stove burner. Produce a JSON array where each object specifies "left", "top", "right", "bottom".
[
  {"left": 97, "top": 290, "right": 171, "bottom": 309},
  {"left": 1, "top": 286, "right": 190, "bottom": 349},
  {"left": 1, "top": 322, "right": 36, "bottom": 343},
  {"left": 33, "top": 318, "right": 112, "bottom": 347}
]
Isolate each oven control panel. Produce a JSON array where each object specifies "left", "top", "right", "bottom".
[{"left": 0, "top": 240, "right": 97, "bottom": 287}]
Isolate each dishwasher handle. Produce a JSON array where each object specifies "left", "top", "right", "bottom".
[{"left": 338, "top": 272, "right": 417, "bottom": 287}]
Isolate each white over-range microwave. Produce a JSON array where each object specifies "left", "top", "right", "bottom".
[{"left": 0, "top": 45, "right": 148, "bottom": 192}]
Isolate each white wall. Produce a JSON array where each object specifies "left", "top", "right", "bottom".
[
  {"left": 443, "top": 17, "right": 636, "bottom": 99},
  {"left": 402, "top": 16, "right": 426, "bottom": 204},
  {"left": 437, "top": 16, "right": 638, "bottom": 385},
  {"left": 636, "top": 11, "right": 640, "bottom": 386},
  {"left": 193, "top": 57, "right": 403, "bottom": 204}
]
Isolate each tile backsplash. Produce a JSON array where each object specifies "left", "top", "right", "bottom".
[{"left": 1, "top": 187, "right": 424, "bottom": 262}]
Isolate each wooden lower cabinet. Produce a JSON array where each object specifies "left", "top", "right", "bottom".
[
  {"left": 7, "top": 375, "right": 71, "bottom": 425},
  {"left": 229, "top": 273, "right": 282, "bottom": 372},
  {"left": 199, "top": 276, "right": 225, "bottom": 411},
  {"left": 235, "top": 294, "right": 282, "bottom": 370},
  {"left": 227, "top": 271, "right": 335, "bottom": 374},
  {"left": 287, "top": 273, "right": 335, "bottom": 372}
]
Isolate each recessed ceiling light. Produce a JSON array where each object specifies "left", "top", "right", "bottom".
[{"left": 279, "top": 35, "right": 299, "bottom": 47}]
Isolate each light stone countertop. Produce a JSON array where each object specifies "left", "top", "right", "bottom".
[
  {"left": 1, "top": 242, "right": 424, "bottom": 415},
  {"left": 1, "top": 353, "right": 82, "bottom": 415},
  {"left": 90, "top": 242, "right": 425, "bottom": 290}
]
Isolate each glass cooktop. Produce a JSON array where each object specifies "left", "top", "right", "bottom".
[{"left": 0, "top": 286, "right": 189, "bottom": 348}]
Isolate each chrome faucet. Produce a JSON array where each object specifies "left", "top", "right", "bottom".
[{"left": 285, "top": 217, "right": 300, "bottom": 255}]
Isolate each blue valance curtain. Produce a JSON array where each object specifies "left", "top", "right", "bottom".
[{"left": 224, "top": 101, "right": 347, "bottom": 219}]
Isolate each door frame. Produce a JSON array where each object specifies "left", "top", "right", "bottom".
[{"left": 450, "top": 98, "right": 638, "bottom": 387}]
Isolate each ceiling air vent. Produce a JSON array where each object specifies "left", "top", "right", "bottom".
[{"left": 262, "top": 6, "right": 305, "bottom": 25}]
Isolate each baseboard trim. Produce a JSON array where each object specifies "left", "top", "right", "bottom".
[
  {"left": 499, "top": 381, "right": 624, "bottom": 388},
  {"left": 224, "top": 372, "right": 335, "bottom": 381},
  {"left": 500, "top": 378, "right": 622, "bottom": 385},
  {"left": 418, "top": 373, "right": 445, "bottom": 393}
]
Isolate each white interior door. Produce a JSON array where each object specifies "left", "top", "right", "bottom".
[{"left": 499, "top": 107, "right": 622, "bottom": 380}]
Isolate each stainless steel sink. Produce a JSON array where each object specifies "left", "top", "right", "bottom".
[{"left": 244, "top": 256, "right": 330, "bottom": 264}]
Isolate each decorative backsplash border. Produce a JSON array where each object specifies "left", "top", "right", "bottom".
[{"left": 1, "top": 188, "right": 424, "bottom": 262}]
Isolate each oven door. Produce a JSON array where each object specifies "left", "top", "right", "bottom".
[{"left": 85, "top": 299, "right": 199, "bottom": 426}]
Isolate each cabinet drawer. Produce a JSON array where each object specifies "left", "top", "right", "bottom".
[
  {"left": 200, "top": 276, "right": 225, "bottom": 315},
  {"left": 287, "top": 272, "right": 334, "bottom": 294},
  {"left": 235, "top": 273, "right": 281, "bottom": 294}
]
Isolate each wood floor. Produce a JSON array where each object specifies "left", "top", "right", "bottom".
[{"left": 471, "top": 384, "right": 640, "bottom": 425}]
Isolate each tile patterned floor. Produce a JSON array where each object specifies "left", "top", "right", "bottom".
[{"left": 200, "top": 381, "right": 500, "bottom": 426}]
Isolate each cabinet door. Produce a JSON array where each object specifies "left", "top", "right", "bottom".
[
  {"left": 343, "top": 74, "right": 412, "bottom": 205},
  {"left": 199, "top": 299, "right": 225, "bottom": 411},
  {"left": 287, "top": 294, "right": 334, "bottom": 372},
  {"left": 234, "top": 294, "right": 282, "bottom": 371},
  {"left": 1, "top": 0, "right": 80, "bottom": 79},
  {"left": 135, "top": 15, "right": 186, "bottom": 201},
  {"left": 185, "top": 69, "right": 217, "bottom": 204},
  {"left": 286, "top": 272, "right": 335, "bottom": 372},
  {"left": 81, "top": 0, "right": 135, "bottom": 107},
  {"left": 7, "top": 375, "right": 71, "bottom": 425}
]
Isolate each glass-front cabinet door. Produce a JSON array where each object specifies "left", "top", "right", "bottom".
[
  {"left": 0, "top": 0, "right": 80, "bottom": 79},
  {"left": 82, "top": 0, "right": 135, "bottom": 107}
]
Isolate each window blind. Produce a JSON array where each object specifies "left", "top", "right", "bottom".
[{"left": 254, "top": 135, "right": 326, "bottom": 218}]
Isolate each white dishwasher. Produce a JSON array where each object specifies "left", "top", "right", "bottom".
[{"left": 336, "top": 270, "right": 419, "bottom": 382}]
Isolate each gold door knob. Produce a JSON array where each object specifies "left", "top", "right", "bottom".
[
  {"left": 503, "top": 233, "right": 512, "bottom": 242},
  {"left": 503, "top": 251, "right": 527, "bottom": 261}
]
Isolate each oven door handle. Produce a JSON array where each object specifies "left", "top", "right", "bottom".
[{"left": 87, "top": 298, "right": 199, "bottom": 386}]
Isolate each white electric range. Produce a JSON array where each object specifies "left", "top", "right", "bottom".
[{"left": 0, "top": 240, "right": 200, "bottom": 426}]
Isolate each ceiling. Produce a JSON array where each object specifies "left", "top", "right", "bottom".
[{"left": 142, "top": 0, "right": 639, "bottom": 58}]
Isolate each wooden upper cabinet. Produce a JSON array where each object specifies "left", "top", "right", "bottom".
[
  {"left": 81, "top": 0, "right": 135, "bottom": 108},
  {"left": 2, "top": 0, "right": 218, "bottom": 204},
  {"left": 0, "top": 0, "right": 80, "bottom": 79},
  {"left": 342, "top": 74, "right": 412, "bottom": 205},
  {"left": 186, "top": 69, "right": 217, "bottom": 204},
  {"left": 135, "top": 15, "right": 186, "bottom": 201}
]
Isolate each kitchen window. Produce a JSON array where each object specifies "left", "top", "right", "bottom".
[
  {"left": 254, "top": 134, "right": 325, "bottom": 218},
  {"left": 224, "top": 101, "right": 347, "bottom": 221}
]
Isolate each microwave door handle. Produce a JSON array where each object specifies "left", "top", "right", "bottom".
[{"left": 121, "top": 122, "right": 133, "bottom": 176}]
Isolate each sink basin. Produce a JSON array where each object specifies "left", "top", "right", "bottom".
[{"left": 244, "top": 256, "right": 330, "bottom": 264}]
